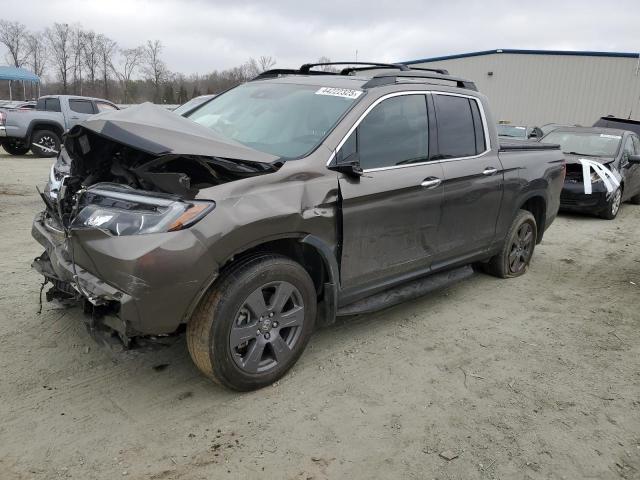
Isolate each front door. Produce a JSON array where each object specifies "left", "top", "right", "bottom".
[{"left": 337, "top": 93, "right": 444, "bottom": 291}]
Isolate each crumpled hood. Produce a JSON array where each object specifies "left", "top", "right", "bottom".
[{"left": 69, "top": 102, "right": 279, "bottom": 164}]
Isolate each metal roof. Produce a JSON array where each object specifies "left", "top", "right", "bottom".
[
  {"left": 0, "top": 66, "right": 40, "bottom": 82},
  {"left": 402, "top": 49, "right": 640, "bottom": 65}
]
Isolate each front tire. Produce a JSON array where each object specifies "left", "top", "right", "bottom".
[
  {"left": 599, "top": 187, "right": 622, "bottom": 220},
  {"left": 2, "top": 139, "right": 30, "bottom": 155},
  {"left": 30, "top": 129, "right": 61, "bottom": 158},
  {"left": 187, "top": 254, "right": 317, "bottom": 391},
  {"left": 484, "top": 209, "right": 537, "bottom": 278}
]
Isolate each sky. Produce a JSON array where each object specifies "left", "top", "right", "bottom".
[{"left": 2, "top": 0, "right": 639, "bottom": 76}]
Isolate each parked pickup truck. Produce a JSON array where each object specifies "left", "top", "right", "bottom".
[
  {"left": 31, "top": 62, "right": 565, "bottom": 390},
  {"left": 0, "top": 94, "right": 118, "bottom": 157}
]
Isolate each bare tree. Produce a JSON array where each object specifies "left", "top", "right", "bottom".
[
  {"left": 45, "top": 23, "right": 73, "bottom": 93},
  {"left": 113, "top": 46, "right": 143, "bottom": 103},
  {"left": 316, "top": 56, "right": 338, "bottom": 72},
  {"left": 242, "top": 58, "right": 260, "bottom": 79},
  {"left": 142, "top": 40, "right": 167, "bottom": 103},
  {"left": 70, "top": 25, "right": 85, "bottom": 94},
  {"left": 0, "top": 20, "right": 29, "bottom": 67},
  {"left": 258, "top": 55, "right": 276, "bottom": 72},
  {"left": 97, "top": 34, "right": 117, "bottom": 99},
  {"left": 82, "top": 30, "right": 100, "bottom": 90},
  {"left": 26, "top": 32, "right": 46, "bottom": 78}
]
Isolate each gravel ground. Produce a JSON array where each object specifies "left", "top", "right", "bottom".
[{"left": 1, "top": 153, "right": 639, "bottom": 480}]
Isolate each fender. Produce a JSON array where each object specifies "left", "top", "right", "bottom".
[
  {"left": 300, "top": 234, "right": 339, "bottom": 327},
  {"left": 26, "top": 120, "right": 65, "bottom": 142}
]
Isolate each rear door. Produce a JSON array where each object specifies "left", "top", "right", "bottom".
[
  {"left": 67, "top": 99, "right": 96, "bottom": 128},
  {"left": 337, "top": 92, "right": 444, "bottom": 291},
  {"left": 431, "top": 92, "right": 503, "bottom": 265}
]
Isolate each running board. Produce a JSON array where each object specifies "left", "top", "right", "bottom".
[{"left": 336, "top": 265, "right": 474, "bottom": 316}]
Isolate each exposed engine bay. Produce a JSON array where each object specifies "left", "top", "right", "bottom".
[
  {"left": 46, "top": 104, "right": 282, "bottom": 230},
  {"left": 33, "top": 103, "right": 284, "bottom": 345}
]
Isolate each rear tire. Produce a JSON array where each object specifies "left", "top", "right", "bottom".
[
  {"left": 30, "top": 129, "right": 61, "bottom": 158},
  {"left": 484, "top": 209, "right": 537, "bottom": 279},
  {"left": 2, "top": 139, "right": 30, "bottom": 155},
  {"left": 599, "top": 187, "right": 622, "bottom": 220},
  {"left": 187, "top": 254, "right": 317, "bottom": 391}
]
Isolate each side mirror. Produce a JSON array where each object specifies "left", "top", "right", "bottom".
[
  {"left": 328, "top": 152, "right": 363, "bottom": 177},
  {"left": 628, "top": 154, "right": 640, "bottom": 164}
]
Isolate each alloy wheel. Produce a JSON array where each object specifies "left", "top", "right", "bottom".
[
  {"left": 36, "top": 135, "right": 57, "bottom": 152},
  {"left": 610, "top": 189, "right": 622, "bottom": 216},
  {"left": 229, "top": 281, "right": 305, "bottom": 374},
  {"left": 508, "top": 222, "right": 534, "bottom": 274}
]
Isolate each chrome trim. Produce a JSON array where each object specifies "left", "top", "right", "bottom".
[
  {"left": 482, "top": 167, "right": 498, "bottom": 176},
  {"left": 326, "top": 90, "right": 429, "bottom": 167},
  {"left": 420, "top": 178, "right": 442, "bottom": 188},
  {"left": 326, "top": 89, "right": 493, "bottom": 172}
]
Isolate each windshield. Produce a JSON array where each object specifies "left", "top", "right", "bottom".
[
  {"left": 186, "top": 82, "right": 362, "bottom": 158},
  {"left": 497, "top": 124, "right": 527, "bottom": 138},
  {"left": 173, "top": 95, "right": 214, "bottom": 116},
  {"left": 541, "top": 131, "right": 622, "bottom": 157}
]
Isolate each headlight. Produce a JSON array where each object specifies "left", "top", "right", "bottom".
[
  {"left": 71, "top": 185, "right": 214, "bottom": 236},
  {"left": 590, "top": 171, "right": 603, "bottom": 183},
  {"left": 46, "top": 149, "right": 71, "bottom": 200}
]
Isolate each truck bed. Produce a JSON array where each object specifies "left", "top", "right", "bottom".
[{"left": 499, "top": 139, "right": 560, "bottom": 151}]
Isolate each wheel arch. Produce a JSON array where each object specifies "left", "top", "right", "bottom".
[
  {"left": 216, "top": 234, "right": 339, "bottom": 327},
  {"left": 27, "top": 121, "right": 64, "bottom": 142},
  {"left": 518, "top": 194, "right": 546, "bottom": 243}
]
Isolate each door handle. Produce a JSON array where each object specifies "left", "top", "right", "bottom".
[
  {"left": 421, "top": 177, "right": 442, "bottom": 189},
  {"left": 482, "top": 167, "right": 498, "bottom": 176}
]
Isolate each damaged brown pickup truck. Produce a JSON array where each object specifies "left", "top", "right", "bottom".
[{"left": 32, "top": 62, "right": 565, "bottom": 390}]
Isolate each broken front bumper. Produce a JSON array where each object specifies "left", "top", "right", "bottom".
[
  {"left": 31, "top": 211, "right": 218, "bottom": 337},
  {"left": 560, "top": 180, "right": 609, "bottom": 212}
]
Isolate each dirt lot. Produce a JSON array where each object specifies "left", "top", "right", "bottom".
[{"left": 1, "top": 153, "right": 639, "bottom": 480}]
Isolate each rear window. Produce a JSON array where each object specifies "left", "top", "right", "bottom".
[
  {"left": 434, "top": 94, "right": 486, "bottom": 158},
  {"left": 36, "top": 98, "right": 61, "bottom": 112},
  {"left": 186, "top": 83, "right": 362, "bottom": 159},
  {"left": 69, "top": 100, "right": 95, "bottom": 114},
  {"left": 95, "top": 102, "right": 117, "bottom": 113},
  {"left": 497, "top": 124, "right": 527, "bottom": 138},
  {"left": 541, "top": 131, "right": 622, "bottom": 157}
]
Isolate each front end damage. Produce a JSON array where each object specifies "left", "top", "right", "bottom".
[{"left": 32, "top": 103, "right": 281, "bottom": 346}]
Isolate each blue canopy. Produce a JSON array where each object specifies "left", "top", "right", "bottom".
[{"left": 0, "top": 66, "right": 40, "bottom": 83}]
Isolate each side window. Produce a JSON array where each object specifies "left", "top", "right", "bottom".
[
  {"left": 95, "top": 102, "right": 118, "bottom": 113},
  {"left": 355, "top": 95, "right": 429, "bottom": 170},
  {"left": 631, "top": 135, "right": 640, "bottom": 155},
  {"left": 337, "top": 129, "right": 356, "bottom": 163},
  {"left": 69, "top": 100, "right": 95, "bottom": 114},
  {"left": 44, "top": 98, "right": 61, "bottom": 112},
  {"left": 434, "top": 94, "right": 485, "bottom": 158}
]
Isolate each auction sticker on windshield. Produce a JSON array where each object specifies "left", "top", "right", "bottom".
[{"left": 315, "top": 87, "right": 363, "bottom": 99}]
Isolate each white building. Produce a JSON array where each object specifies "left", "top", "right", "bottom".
[{"left": 402, "top": 49, "right": 640, "bottom": 127}]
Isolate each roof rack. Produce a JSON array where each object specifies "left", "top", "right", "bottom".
[
  {"left": 300, "top": 61, "right": 411, "bottom": 73},
  {"left": 252, "top": 61, "right": 476, "bottom": 91},
  {"left": 363, "top": 71, "right": 477, "bottom": 91}
]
